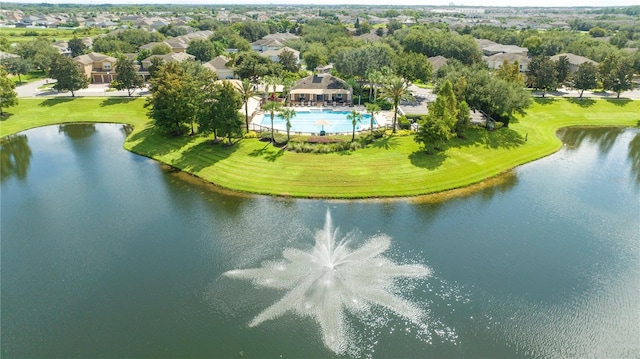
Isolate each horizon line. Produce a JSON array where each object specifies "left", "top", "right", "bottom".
[{"left": 1, "top": 1, "right": 638, "bottom": 8}]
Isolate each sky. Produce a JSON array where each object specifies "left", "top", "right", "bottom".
[{"left": 1, "top": 0, "right": 638, "bottom": 7}]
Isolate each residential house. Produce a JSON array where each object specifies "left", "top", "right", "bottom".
[
  {"left": 203, "top": 55, "right": 235, "bottom": 80},
  {"left": 486, "top": 53, "right": 530, "bottom": 72},
  {"left": 52, "top": 40, "right": 71, "bottom": 56},
  {"left": 139, "top": 31, "right": 213, "bottom": 54},
  {"left": 262, "top": 33, "right": 300, "bottom": 42},
  {"left": 315, "top": 64, "right": 333, "bottom": 75},
  {"left": 476, "top": 38, "right": 498, "bottom": 50},
  {"left": 260, "top": 46, "right": 300, "bottom": 64},
  {"left": 0, "top": 51, "right": 21, "bottom": 61},
  {"left": 74, "top": 52, "right": 118, "bottom": 83},
  {"left": 251, "top": 38, "right": 285, "bottom": 53},
  {"left": 289, "top": 74, "right": 352, "bottom": 106},
  {"left": 163, "top": 38, "right": 189, "bottom": 53},
  {"left": 550, "top": 53, "right": 598, "bottom": 73},
  {"left": 428, "top": 56, "right": 449, "bottom": 71},
  {"left": 140, "top": 52, "right": 195, "bottom": 70},
  {"left": 228, "top": 14, "right": 247, "bottom": 23},
  {"left": 482, "top": 44, "right": 528, "bottom": 57},
  {"left": 356, "top": 31, "right": 381, "bottom": 43}
]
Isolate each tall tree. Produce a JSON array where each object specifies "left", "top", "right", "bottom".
[
  {"left": 146, "top": 61, "right": 215, "bottom": 136},
  {"left": 187, "top": 38, "right": 216, "bottom": 62},
  {"left": 48, "top": 54, "right": 89, "bottom": 97},
  {"left": 150, "top": 43, "right": 171, "bottom": 55},
  {"left": 437, "top": 63, "right": 530, "bottom": 128},
  {"left": 68, "top": 37, "right": 87, "bottom": 57},
  {"left": 573, "top": 62, "right": 598, "bottom": 99},
  {"left": 555, "top": 55, "right": 570, "bottom": 85},
  {"left": 262, "top": 101, "right": 282, "bottom": 143},
  {"left": 380, "top": 76, "right": 414, "bottom": 133},
  {"left": 15, "top": 38, "right": 58, "bottom": 72},
  {"left": 278, "top": 49, "right": 299, "bottom": 73},
  {"left": 145, "top": 62, "right": 188, "bottom": 136},
  {"left": 233, "top": 51, "right": 280, "bottom": 81},
  {"left": 335, "top": 44, "right": 394, "bottom": 102},
  {"left": 280, "top": 77, "right": 296, "bottom": 106},
  {"left": 0, "top": 65, "right": 18, "bottom": 116},
  {"left": 599, "top": 53, "right": 635, "bottom": 98},
  {"left": 527, "top": 55, "right": 558, "bottom": 97},
  {"left": 182, "top": 61, "right": 217, "bottom": 135},
  {"left": 2, "top": 57, "right": 31, "bottom": 84},
  {"left": 262, "top": 75, "right": 280, "bottom": 102},
  {"left": 238, "top": 78, "right": 258, "bottom": 132},
  {"left": 279, "top": 107, "right": 296, "bottom": 142},
  {"left": 393, "top": 51, "right": 433, "bottom": 84},
  {"left": 210, "top": 81, "right": 244, "bottom": 145},
  {"left": 365, "top": 102, "right": 381, "bottom": 134},
  {"left": 302, "top": 43, "right": 327, "bottom": 72},
  {"left": 495, "top": 59, "right": 524, "bottom": 85},
  {"left": 414, "top": 115, "right": 451, "bottom": 155},
  {"left": 114, "top": 56, "right": 144, "bottom": 97},
  {"left": 347, "top": 110, "right": 362, "bottom": 142},
  {"left": 430, "top": 80, "right": 459, "bottom": 133}
]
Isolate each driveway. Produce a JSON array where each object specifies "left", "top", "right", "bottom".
[{"left": 399, "top": 85, "right": 435, "bottom": 116}]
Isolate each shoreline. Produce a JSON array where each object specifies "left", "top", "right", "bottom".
[{"left": 2, "top": 97, "right": 638, "bottom": 200}]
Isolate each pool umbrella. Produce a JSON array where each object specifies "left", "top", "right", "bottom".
[{"left": 314, "top": 119, "right": 332, "bottom": 131}]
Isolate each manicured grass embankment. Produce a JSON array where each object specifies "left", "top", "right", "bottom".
[{"left": 2, "top": 97, "right": 638, "bottom": 198}]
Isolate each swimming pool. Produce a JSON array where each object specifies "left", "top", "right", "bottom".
[{"left": 260, "top": 110, "right": 376, "bottom": 134}]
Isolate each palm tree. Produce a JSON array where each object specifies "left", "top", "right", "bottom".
[
  {"left": 281, "top": 77, "right": 296, "bottom": 106},
  {"left": 263, "top": 100, "right": 282, "bottom": 143},
  {"left": 263, "top": 75, "right": 280, "bottom": 102},
  {"left": 365, "top": 102, "right": 380, "bottom": 134},
  {"left": 345, "top": 78, "right": 360, "bottom": 106},
  {"left": 367, "top": 70, "right": 384, "bottom": 102},
  {"left": 380, "top": 76, "right": 414, "bottom": 133},
  {"left": 238, "top": 78, "right": 258, "bottom": 132},
  {"left": 347, "top": 110, "right": 362, "bottom": 142},
  {"left": 279, "top": 108, "right": 296, "bottom": 142}
]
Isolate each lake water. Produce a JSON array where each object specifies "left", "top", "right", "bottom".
[{"left": 2, "top": 124, "right": 639, "bottom": 358}]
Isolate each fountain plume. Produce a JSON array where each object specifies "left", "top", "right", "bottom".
[{"left": 224, "top": 209, "right": 432, "bottom": 354}]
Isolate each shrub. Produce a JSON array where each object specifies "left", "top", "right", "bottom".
[
  {"left": 258, "top": 131, "right": 272, "bottom": 141},
  {"left": 374, "top": 98, "right": 393, "bottom": 110},
  {"left": 398, "top": 115, "right": 411, "bottom": 130},
  {"left": 243, "top": 131, "right": 258, "bottom": 139},
  {"left": 384, "top": 129, "right": 413, "bottom": 137},
  {"left": 307, "top": 136, "right": 344, "bottom": 144}
]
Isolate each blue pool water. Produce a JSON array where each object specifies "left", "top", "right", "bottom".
[{"left": 260, "top": 110, "right": 375, "bottom": 134}]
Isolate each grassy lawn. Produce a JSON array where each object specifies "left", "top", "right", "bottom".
[
  {"left": 0, "top": 97, "right": 147, "bottom": 137},
  {"left": 11, "top": 71, "right": 47, "bottom": 85},
  {"left": 2, "top": 97, "right": 638, "bottom": 198},
  {"left": 0, "top": 27, "right": 78, "bottom": 43}
]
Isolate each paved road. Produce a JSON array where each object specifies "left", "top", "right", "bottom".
[{"left": 15, "top": 79, "right": 148, "bottom": 98}]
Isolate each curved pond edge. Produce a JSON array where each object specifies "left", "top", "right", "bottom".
[{"left": 3, "top": 98, "right": 639, "bottom": 201}]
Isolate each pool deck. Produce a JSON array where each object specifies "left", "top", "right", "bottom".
[{"left": 250, "top": 105, "right": 393, "bottom": 135}]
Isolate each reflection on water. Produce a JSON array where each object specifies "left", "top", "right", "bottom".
[
  {"left": 629, "top": 133, "right": 640, "bottom": 184},
  {"left": 1, "top": 134, "right": 32, "bottom": 181},
  {"left": 558, "top": 126, "right": 623, "bottom": 154},
  {"left": 58, "top": 123, "right": 96, "bottom": 139}
]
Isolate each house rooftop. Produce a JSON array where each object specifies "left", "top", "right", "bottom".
[
  {"left": 550, "top": 53, "right": 598, "bottom": 65},
  {"left": 74, "top": 52, "right": 117, "bottom": 65}
]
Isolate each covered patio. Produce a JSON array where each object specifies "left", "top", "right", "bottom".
[{"left": 288, "top": 74, "right": 353, "bottom": 107}]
